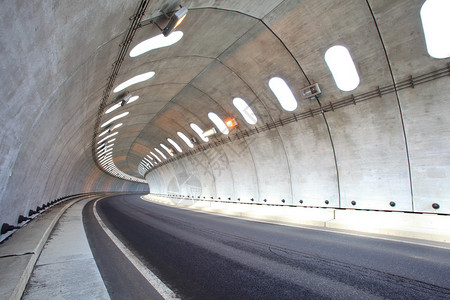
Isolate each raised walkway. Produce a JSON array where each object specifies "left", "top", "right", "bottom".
[{"left": 0, "top": 195, "right": 108, "bottom": 300}]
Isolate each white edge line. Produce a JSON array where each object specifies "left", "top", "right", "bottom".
[
  {"left": 93, "top": 199, "right": 179, "bottom": 300},
  {"left": 141, "top": 196, "right": 450, "bottom": 251}
]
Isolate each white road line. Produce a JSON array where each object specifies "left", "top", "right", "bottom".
[{"left": 93, "top": 199, "right": 179, "bottom": 300}]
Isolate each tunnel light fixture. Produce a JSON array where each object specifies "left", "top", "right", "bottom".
[
  {"left": 300, "top": 83, "right": 321, "bottom": 99},
  {"left": 150, "top": 151, "right": 162, "bottom": 162},
  {"left": 107, "top": 138, "right": 116, "bottom": 144},
  {"left": 324, "top": 45, "right": 360, "bottom": 91},
  {"left": 99, "top": 157, "right": 112, "bottom": 164},
  {"left": 144, "top": 157, "right": 154, "bottom": 166},
  {"left": 113, "top": 72, "right": 155, "bottom": 93},
  {"left": 99, "top": 123, "right": 123, "bottom": 137},
  {"left": 101, "top": 159, "right": 113, "bottom": 165},
  {"left": 130, "top": 31, "right": 183, "bottom": 57},
  {"left": 100, "top": 156, "right": 112, "bottom": 163},
  {"left": 162, "top": 7, "right": 188, "bottom": 37},
  {"left": 225, "top": 118, "right": 238, "bottom": 129},
  {"left": 154, "top": 148, "right": 167, "bottom": 160},
  {"left": 177, "top": 132, "right": 194, "bottom": 148},
  {"left": 420, "top": 0, "right": 450, "bottom": 59},
  {"left": 146, "top": 155, "right": 155, "bottom": 161},
  {"left": 101, "top": 112, "right": 129, "bottom": 128},
  {"left": 105, "top": 103, "right": 122, "bottom": 114},
  {"left": 203, "top": 127, "right": 217, "bottom": 137},
  {"left": 190, "top": 123, "right": 209, "bottom": 142},
  {"left": 127, "top": 95, "right": 139, "bottom": 104},
  {"left": 160, "top": 144, "right": 174, "bottom": 156},
  {"left": 98, "top": 148, "right": 113, "bottom": 156},
  {"left": 167, "top": 138, "right": 182, "bottom": 153},
  {"left": 97, "top": 143, "right": 107, "bottom": 150},
  {"left": 232, "top": 98, "right": 257, "bottom": 125},
  {"left": 208, "top": 112, "right": 229, "bottom": 135},
  {"left": 269, "top": 77, "right": 298, "bottom": 111},
  {"left": 99, "top": 151, "right": 112, "bottom": 158},
  {"left": 97, "top": 131, "right": 118, "bottom": 144}
]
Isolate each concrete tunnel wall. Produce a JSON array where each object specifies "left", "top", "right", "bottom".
[
  {"left": 143, "top": 0, "right": 450, "bottom": 214},
  {"left": 0, "top": 1, "right": 149, "bottom": 227},
  {"left": 0, "top": 0, "right": 449, "bottom": 228}
]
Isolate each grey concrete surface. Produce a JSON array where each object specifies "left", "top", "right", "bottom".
[
  {"left": 0, "top": 198, "right": 83, "bottom": 300},
  {"left": 97, "top": 195, "right": 450, "bottom": 299},
  {"left": 23, "top": 198, "right": 109, "bottom": 300},
  {"left": 1, "top": 0, "right": 450, "bottom": 237}
]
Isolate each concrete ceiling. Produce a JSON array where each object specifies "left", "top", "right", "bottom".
[{"left": 1, "top": 0, "right": 449, "bottom": 226}]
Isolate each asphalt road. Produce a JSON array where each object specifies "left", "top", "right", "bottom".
[{"left": 86, "top": 194, "right": 450, "bottom": 299}]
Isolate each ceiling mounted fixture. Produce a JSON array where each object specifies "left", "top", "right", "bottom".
[
  {"left": 101, "top": 112, "right": 129, "bottom": 128},
  {"left": 177, "top": 132, "right": 194, "bottom": 148},
  {"left": 113, "top": 72, "right": 155, "bottom": 93},
  {"left": 420, "top": 0, "right": 450, "bottom": 59},
  {"left": 301, "top": 83, "right": 321, "bottom": 99},
  {"left": 225, "top": 118, "right": 238, "bottom": 130},
  {"left": 232, "top": 98, "right": 257, "bottom": 125},
  {"left": 130, "top": 31, "right": 183, "bottom": 57},
  {"left": 153, "top": 6, "right": 188, "bottom": 37},
  {"left": 208, "top": 112, "right": 229, "bottom": 135},
  {"left": 269, "top": 77, "right": 298, "bottom": 111},
  {"left": 167, "top": 138, "right": 183, "bottom": 153},
  {"left": 324, "top": 45, "right": 360, "bottom": 91},
  {"left": 203, "top": 127, "right": 217, "bottom": 137}
]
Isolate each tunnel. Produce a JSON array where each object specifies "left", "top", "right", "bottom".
[{"left": 1, "top": 0, "right": 450, "bottom": 299}]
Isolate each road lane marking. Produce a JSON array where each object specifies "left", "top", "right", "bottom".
[{"left": 93, "top": 199, "right": 179, "bottom": 300}]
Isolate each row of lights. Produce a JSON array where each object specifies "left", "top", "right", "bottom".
[
  {"left": 97, "top": 7, "right": 190, "bottom": 180},
  {"left": 101, "top": 0, "right": 450, "bottom": 181}
]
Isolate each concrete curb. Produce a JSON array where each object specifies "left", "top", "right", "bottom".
[
  {"left": 142, "top": 195, "right": 450, "bottom": 245},
  {"left": 6, "top": 197, "right": 88, "bottom": 300}
]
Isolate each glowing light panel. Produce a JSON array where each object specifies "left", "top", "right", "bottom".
[
  {"left": 324, "top": 45, "right": 360, "bottom": 91},
  {"left": 130, "top": 32, "right": 183, "bottom": 57},
  {"left": 113, "top": 72, "right": 155, "bottom": 93},
  {"left": 420, "top": 0, "right": 450, "bottom": 59},
  {"left": 268, "top": 77, "right": 298, "bottom": 111}
]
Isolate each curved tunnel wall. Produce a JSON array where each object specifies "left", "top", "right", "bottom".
[
  {"left": 0, "top": 1, "right": 149, "bottom": 227},
  {"left": 0, "top": 0, "right": 449, "bottom": 228},
  {"left": 144, "top": 0, "right": 450, "bottom": 214}
]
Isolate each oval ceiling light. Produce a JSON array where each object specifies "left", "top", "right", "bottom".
[
  {"left": 99, "top": 123, "right": 123, "bottom": 137},
  {"left": 97, "top": 131, "right": 118, "bottom": 144},
  {"left": 420, "top": 0, "right": 450, "bottom": 59},
  {"left": 268, "top": 77, "right": 298, "bottom": 111},
  {"left": 150, "top": 151, "right": 162, "bottom": 162},
  {"left": 127, "top": 95, "right": 139, "bottom": 104},
  {"left": 113, "top": 72, "right": 155, "bottom": 93},
  {"left": 177, "top": 132, "right": 194, "bottom": 148},
  {"left": 190, "top": 123, "right": 209, "bottom": 142},
  {"left": 167, "top": 138, "right": 182, "bottom": 153},
  {"left": 105, "top": 103, "right": 122, "bottom": 114},
  {"left": 208, "top": 112, "right": 229, "bottom": 135},
  {"left": 233, "top": 98, "right": 257, "bottom": 125},
  {"left": 130, "top": 31, "right": 184, "bottom": 57},
  {"left": 155, "top": 148, "right": 167, "bottom": 160},
  {"left": 324, "top": 45, "right": 360, "bottom": 91},
  {"left": 160, "top": 143, "right": 174, "bottom": 156},
  {"left": 101, "top": 112, "right": 129, "bottom": 128}
]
